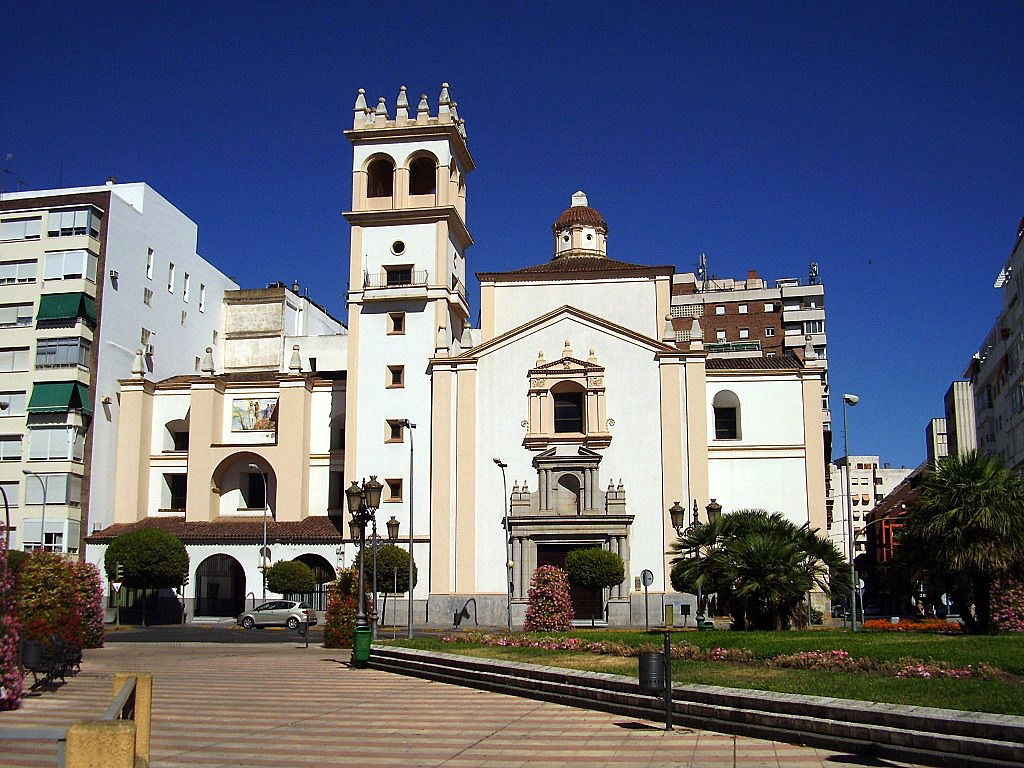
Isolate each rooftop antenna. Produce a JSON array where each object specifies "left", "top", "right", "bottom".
[
  {"left": 809, "top": 262, "right": 820, "bottom": 285},
  {"left": 1, "top": 154, "right": 28, "bottom": 200},
  {"left": 697, "top": 252, "right": 708, "bottom": 293}
]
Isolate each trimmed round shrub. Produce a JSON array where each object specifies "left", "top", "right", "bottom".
[
  {"left": 524, "top": 565, "right": 574, "bottom": 631},
  {"left": 104, "top": 529, "right": 189, "bottom": 590},
  {"left": 265, "top": 560, "right": 317, "bottom": 595},
  {"left": 564, "top": 548, "right": 624, "bottom": 593},
  {"left": 352, "top": 544, "right": 417, "bottom": 594}
]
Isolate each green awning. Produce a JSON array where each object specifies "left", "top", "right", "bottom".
[
  {"left": 27, "top": 381, "right": 93, "bottom": 416},
  {"left": 36, "top": 292, "right": 96, "bottom": 325}
]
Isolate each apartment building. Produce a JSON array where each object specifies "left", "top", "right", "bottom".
[
  {"left": 0, "top": 182, "right": 237, "bottom": 554},
  {"left": 925, "top": 417, "right": 949, "bottom": 465},
  {"left": 670, "top": 268, "right": 830, "bottom": 428},
  {"left": 964, "top": 219, "right": 1024, "bottom": 468},
  {"left": 827, "top": 455, "right": 912, "bottom": 558}
]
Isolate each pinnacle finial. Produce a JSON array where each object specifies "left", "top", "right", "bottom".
[
  {"left": 662, "top": 314, "right": 674, "bottom": 342},
  {"left": 132, "top": 348, "right": 145, "bottom": 377},
  {"left": 804, "top": 334, "right": 817, "bottom": 361},
  {"left": 396, "top": 86, "right": 409, "bottom": 124},
  {"left": 438, "top": 82, "right": 451, "bottom": 121},
  {"left": 587, "top": 348, "right": 597, "bottom": 364},
  {"left": 289, "top": 344, "right": 302, "bottom": 372},
  {"left": 354, "top": 88, "right": 367, "bottom": 112},
  {"left": 201, "top": 346, "right": 215, "bottom": 375},
  {"left": 571, "top": 190, "right": 588, "bottom": 207},
  {"left": 563, "top": 339, "right": 573, "bottom": 358}
]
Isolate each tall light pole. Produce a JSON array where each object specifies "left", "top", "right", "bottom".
[
  {"left": 248, "top": 463, "right": 270, "bottom": 599},
  {"left": 493, "top": 458, "right": 511, "bottom": 631},
  {"left": 842, "top": 393, "right": 859, "bottom": 631},
  {"left": 23, "top": 471, "right": 48, "bottom": 553},
  {"left": 401, "top": 420, "right": 416, "bottom": 638}
]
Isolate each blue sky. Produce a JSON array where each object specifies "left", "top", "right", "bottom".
[{"left": 3, "top": 2, "right": 1022, "bottom": 468}]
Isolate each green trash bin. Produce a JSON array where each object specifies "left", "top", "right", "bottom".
[{"left": 352, "top": 626, "right": 372, "bottom": 668}]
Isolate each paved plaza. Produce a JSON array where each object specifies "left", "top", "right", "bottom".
[{"left": 0, "top": 643, "right": 923, "bottom": 768}]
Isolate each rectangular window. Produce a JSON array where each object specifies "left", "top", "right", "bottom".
[
  {"left": 25, "top": 473, "right": 81, "bottom": 505},
  {"left": 0, "top": 304, "right": 34, "bottom": 327},
  {"left": 804, "top": 320, "right": 825, "bottom": 334},
  {"left": 166, "top": 474, "right": 188, "bottom": 510},
  {"left": 0, "top": 216, "right": 42, "bottom": 241},
  {"left": 0, "top": 481, "right": 19, "bottom": 506},
  {"left": 738, "top": 304, "right": 748, "bottom": 314},
  {"left": 47, "top": 209, "right": 99, "bottom": 238},
  {"left": 713, "top": 407, "right": 738, "bottom": 440},
  {"left": 146, "top": 248, "right": 154, "bottom": 279},
  {"left": 738, "top": 328, "right": 749, "bottom": 339},
  {"left": 384, "top": 265, "right": 413, "bottom": 286},
  {"left": 764, "top": 327, "right": 776, "bottom": 337},
  {"left": 44, "top": 250, "right": 97, "bottom": 281},
  {"left": 167, "top": 263, "right": 175, "bottom": 293},
  {"left": 199, "top": 284, "right": 206, "bottom": 312},
  {"left": 180, "top": 311, "right": 187, "bottom": 326},
  {"left": 143, "top": 287, "right": 153, "bottom": 306},
  {"left": 0, "top": 260, "right": 37, "bottom": 284},
  {"left": 715, "top": 305, "right": 725, "bottom": 315},
  {"left": 715, "top": 329, "right": 726, "bottom": 341},
  {"left": 0, "top": 435, "right": 22, "bottom": 461},
  {"left": 194, "top": 356, "right": 201, "bottom": 372},
  {"left": 0, "top": 391, "right": 26, "bottom": 416},
  {"left": 212, "top": 330, "right": 218, "bottom": 345},
  {"left": 0, "top": 347, "right": 29, "bottom": 372},
  {"left": 387, "top": 365, "right": 404, "bottom": 388},
  {"left": 29, "top": 427, "right": 81, "bottom": 461},
  {"left": 387, "top": 312, "right": 406, "bottom": 335},
  {"left": 183, "top": 273, "right": 190, "bottom": 302},
  {"left": 814, "top": 345, "right": 827, "bottom": 359},
  {"left": 35, "top": 337, "right": 91, "bottom": 369},
  {"left": 763, "top": 302, "right": 774, "bottom": 312},
  {"left": 386, "top": 419, "right": 405, "bottom": 443},
  {"left": 385, "top": 478, "right": 403, "bottom": 502},
  {"left": 245, "top": 473, "right": 267, "bottom": 509},
  {"left": 141, "top": 328, "right": 151, "bottom": 346},
  {"left": 553, "top": 391, "right": 585, "bottom": 433}
]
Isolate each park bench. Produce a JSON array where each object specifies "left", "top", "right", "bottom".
[{"left": 21, "top": 634, "right": 82, "bottom": 691}]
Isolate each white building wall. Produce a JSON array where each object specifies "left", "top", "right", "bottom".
[
  {"left": 471, "top": 314, "right": 668, "bottom": 591},
  {"left": 490, "top": 278, "right": 659, "bottom": 340}
]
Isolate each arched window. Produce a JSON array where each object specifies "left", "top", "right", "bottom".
[
  {"left": 366, "top": 157, "right": 394, "bottom": 198},
  {"left": 713, "top": 390, "right": 741, "bottom": 440},
  {"left": 409, "top": 156, "right": 436, "bottom": 195},
  {"left": 556, "top": 473, "right": 582, "bottom": 515},
  {"left": 552, "top": 381, "right": 586, "bottom": 433}
]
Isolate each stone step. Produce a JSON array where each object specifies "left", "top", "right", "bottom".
[{"left": 370, "top": 646, "right": 1024, "bottom": 768}]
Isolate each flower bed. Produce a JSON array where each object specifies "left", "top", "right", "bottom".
[
  {"left": 862, "top": 619, "right": 960, "bottom": 633},
  {"left": 439, "top": 632, "right": 1004, "bottom": 680}
]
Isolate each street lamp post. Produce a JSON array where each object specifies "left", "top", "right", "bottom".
[
  {"left": 842, "top": 393, "right": 860, "bottom": 631},
  {"left": 386, "top": 515, "right": 399, "bottom": 632},
  {"left": 23, "top": 471, "right": 48, "bottom": 553},
  {"left": 400, "top": 420, "right": 416, "bottom": 639},
  {"left": 248, "top": 463, "right": 270, "bottom": 599},
  {"left": 345, "top": 476, "right": 383, "bottom": 668},
  {"left": 670, "top": 499, "right": 701, "bottom": 622},
  {"left": 493, "top": 458, "right": 512, "bottom": 631}
]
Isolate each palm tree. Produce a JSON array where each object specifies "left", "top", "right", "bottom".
[
  {"left": 670, "top": 509, "right": 849, "bottom": 630},
  {"left": 896, "top": 451, "right": 1024, "bottom": 634}
]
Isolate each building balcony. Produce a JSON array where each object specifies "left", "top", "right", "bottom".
[
  {"left": 781, "top": 307, "right": 825, "bottom": 324},
  {"left": 705, "top": 341, "right": 763, "bottom": 354}
]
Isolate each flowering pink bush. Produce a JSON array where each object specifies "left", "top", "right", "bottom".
[
  {"left": 992, "top": 579, "right": 1024, "bottom": 632},
  {"left": 0, "top": 539, "right": 24, "bottom": 710},
  {"left": 71, "top": 561, "right": 104, "bottom": 649},
  {"left": 862, "top": 619, "right": 960, "bottom": 633},
  {"left": 523, "top": 566, "right": 574, "bottom": 631},
  {"left": 894, "top": 661, "right": 1000, "bottom": 680},
  {"left": 441, "top": 632, "right": 755, "bottom": 662},
  {"left": 768, "top": 649, "right": 879, "bottom": 673}
]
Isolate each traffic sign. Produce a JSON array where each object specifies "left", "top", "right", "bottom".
[
  {"left": 641, "top": 569, "right": 655, "bottom": 587},
  {"left": 111, "top": 581, "right": 123, "bottom": 594}
]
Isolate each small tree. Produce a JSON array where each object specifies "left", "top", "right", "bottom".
[
  {"left": 265, "top": 560, "right": 316, "bottom": 596},
  {"left": 70, "top": 562, "right": 105, "bottom": 648},
  {"left": 564, "top": 548, "right": 624, "bottom": 626},
  {"left": 352, "top": 544, "right": 417, "bottom": 624},
  {"left": 14, "top": 552, "right": 82, "bottom": 645},
  {"left": 524, "top": 565, "right": 574, "bottom": 631},
  {"left": 105, "top": 529, "right": 189, "bottom": 625}
]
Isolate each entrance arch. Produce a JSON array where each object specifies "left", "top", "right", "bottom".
[
  {"left": 292, "top": 554, "right": 336, "bottom": 611},
  {"left": 194, "top": 554, "right": 246, "bottom": 617}
]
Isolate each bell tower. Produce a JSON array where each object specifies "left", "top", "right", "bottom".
[{"left": 342, "top": 83, "right": 474, "bottom": 576}]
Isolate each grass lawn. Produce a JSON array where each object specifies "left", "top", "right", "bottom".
[{"left": 383, "top": 630, "right": 1024, "bottom": 716}]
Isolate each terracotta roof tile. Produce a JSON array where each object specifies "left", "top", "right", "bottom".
[
  {"left": 553, "top": 205, "right": 608, "bottom": 230},
  {"left": 86, "top": 515, "right": 349, "bottom": 544},
  {"left": 705, "top": 356, "right": 804, "bottom": 370},
  {"left": 478, "top": 257, "right": 674, "bottom": 280}
]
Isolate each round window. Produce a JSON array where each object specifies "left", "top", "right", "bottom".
[
  {"left": 586, "top": 234, "right": 593, "bottom": 241},
  {"left": 562, "top": 234, "right": 570, "bottom": 242},
  {"left": 391, "top": 240, "right": 406, "bottom": 255}
]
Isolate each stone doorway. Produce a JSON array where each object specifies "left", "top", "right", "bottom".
[{"left": 536, "top": 544, "right": 602, "bottom": 622}]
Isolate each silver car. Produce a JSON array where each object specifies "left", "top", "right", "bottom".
[{"left": 237, "top": 600, "right": 317, "bottom": 630}]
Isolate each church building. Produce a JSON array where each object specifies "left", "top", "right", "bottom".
[{"left": 88, "top": 83, "right": 827, "bottom": 626}]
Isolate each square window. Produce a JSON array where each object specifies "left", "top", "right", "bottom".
[
  {"left": 739, "top": 328, "right": 749, "bottom": 339},
  {"left": 386, "top": 419, "right": 405, "bottom": 443},
  {"left": 384, "top": 265, "right": 414, "bottom": 286},
  {"left": 763, "top": 303, "right": 774, "bottom": 312},
  {"left": 388, "top": 312, "right": 406, "bottom": 335},
  {"left": 385, "top": 477, "right": 403, "bottom": 502},
  {"left": 715, "top": 329, "right": 726, "bottom": 341},
  {"left": 715, "top": 305, "right": 725, "bottom": 315},
  {"left": 738, "top": 304, "right": 748, "bottom": 314},
  {"left": 387, "top": 365, "right": 404, "bottom": 388},
  {"left": 764, "top": 327, "right": 776, "bottom": 337}
]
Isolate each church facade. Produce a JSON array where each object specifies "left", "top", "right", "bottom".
[{"left": 88, "top": 83, "right": 827, "bottom": 626}]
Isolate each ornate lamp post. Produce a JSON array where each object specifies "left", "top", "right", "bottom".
[
  {"left": 670, "top": 500, "right": 703, "bottom": 622},
  {"left": 345, "top": 476, "right": 383, "bottom": 668}
]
